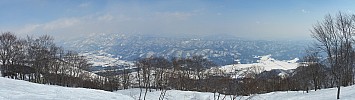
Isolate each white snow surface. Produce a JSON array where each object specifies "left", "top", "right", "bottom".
[
  {"left": 116, "top": 88, "right": 219, "bottom": 100},
  {"left": 241, "top": 86, "right": 355, "bottom": 100},
  {"left": 220, "top": 55, "right": 299, "bottom": 77},
  {"left": 117, "top": 86, "right": 355, "bottom": 100},
  {"left": 2, "top": 76, "right": 355, "bottom": 100},
  {"left": 80, "top": 51, "right": 133, "bottom": 67},
  {"left": 0, "top": 77, "right": 134, "bottom": 100}
]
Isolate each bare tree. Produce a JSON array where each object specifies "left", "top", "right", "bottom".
[
  {"left": 0, "top": 32, "right": 18, "bottom": 77},
  {"left": 311, "top": 12, "right": 355, "bottom": 99},
  {"left": 136, "top": 57, "right": 154, "bottom": 100}
]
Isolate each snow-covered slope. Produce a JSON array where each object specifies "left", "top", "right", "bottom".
[
  {"left": 81, "top": 51, "right": 134, "bottom": 67},
  {"left": 0, "top": 77, "right": 133, "bottom": 100},
  {"left": 241, "top": 86, "right": 355, "bottom": 100},
  {"left": 2, "top": 76, "right": 355, "bottom": 100},
  {"left": 116, "top": 86, "right": 355, "bottom": 100},
  {"left": 116, "top": 88, "right": 224, "bottom": 100},
  {"left": 220, "top": 55, "right": 299, "bottom": 78},
  {"left": 221, "top": 55, "right": 299, "bottom": 72}
]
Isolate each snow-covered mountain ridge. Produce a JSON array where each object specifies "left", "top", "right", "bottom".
[{"left": 59, "top": 33, "right": 307, "bottom": 65}]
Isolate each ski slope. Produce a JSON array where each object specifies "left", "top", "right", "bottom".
[
  {"left": 116, "top": 88, "right": 222, "bottom": 100},
  {"left": 0, "top": 77, "right": 133, "bottom": 100},
  {"left": 117, "top": 86, "right": 355, "bottom": 100},
  {"left": 241, "top": 86, "right": 355, "bottom": 100},
  {"left": 1, "top": 76, "right": 355, "bottom": 100}
]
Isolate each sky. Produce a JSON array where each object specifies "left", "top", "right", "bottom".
[{"left": 1, "top": 0, "right": 355, "bottom": 40}]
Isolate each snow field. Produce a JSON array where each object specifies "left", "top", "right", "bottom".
[
  {"left": 0, "top": 77, "right": 133, "bottom": 100},
  {"left": 2, "top": 74, "right": 355, "bottom": 100}
]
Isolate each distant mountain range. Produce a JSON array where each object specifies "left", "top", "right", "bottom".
[{"left": 59, "top": 33, "right": 308, "bottom": 65}]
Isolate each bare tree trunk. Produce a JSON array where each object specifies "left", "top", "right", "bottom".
[
  {"left": 337, "top": 85, "right": 340, "bottom": 99},
  {"left": 213, "top": 92, "right": 216, "bottom": 100},
  {"left": 139, "top": 88, "right": 143, "bottom": 100},
  {"left": 137, "top": 64, "right": 143, "bottom": 100},
  {"left": 144, "top": 87, "right": 148, "bottom": 100},
  {"left": 159, "top": 89, "right": 167, "bottom": 100}
]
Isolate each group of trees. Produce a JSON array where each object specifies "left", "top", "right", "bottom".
[
  {"left": 96, "top": 54, "right": 335, "bottom": 100},
  {"left": 98, "top": 56, "right": 221, "bottom": 100},
  {"left": 0, "top": 32, "right": 118, "bottom": 91},
  {"left": 96, "top": 56, "right": 242, "bottom": 100},
  {"left": 310, "top": 12, "right": 355, "bottom": 99},
  {"left": 96, "top": 55, "right": 322, "bottom": 100}
]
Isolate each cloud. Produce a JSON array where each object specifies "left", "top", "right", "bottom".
[
  {"left": 154, "top": 12, "right": 194, "bottom": 20},
  {"left": 43, "top": 18, "right": 80, "bottom": 30},
  {"left": 16, "top": 24, "right": 41, "bottom": 34},
  {"left": 301, "top": 9, "right": 310, "bottom": 13},
  {"left": 14, "top": 8, "right": 201, "bottom": 39},
  {"left": 16, "top": 18, "right": 80, "bottom": 33},
  {"left": 98, "top": 14, "right": 114, "bottom": 21},
  {"left": 11, "top": 1, "right": 311, "bottom": 41},
  {"left": 78, "top": 2, "right": 90, "bottom": 8},
  {"left": 255, "top": 21, "right": 261, "bottom": 24},
  {"left": 10, "top": 1, "right": 211, "bottom": 39}
]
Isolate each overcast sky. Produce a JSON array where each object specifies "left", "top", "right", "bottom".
[{"left": 1, "top": 0, "right": 355, "bottom": 40}]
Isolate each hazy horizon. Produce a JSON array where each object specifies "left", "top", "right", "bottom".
[{"left": 1, "top": 0, "right": 355, "bottom": 41}]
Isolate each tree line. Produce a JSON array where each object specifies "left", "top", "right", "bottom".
[
  {"left": 0, "top": 32, "right": 119, "bottom": 91},
  {"left": 95, "top": 54, "right": 330, "bottom": 100}
]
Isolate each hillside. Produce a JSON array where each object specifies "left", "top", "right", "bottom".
[{"left": 0, "top": 77, "right": 133, "bottom": 100}]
